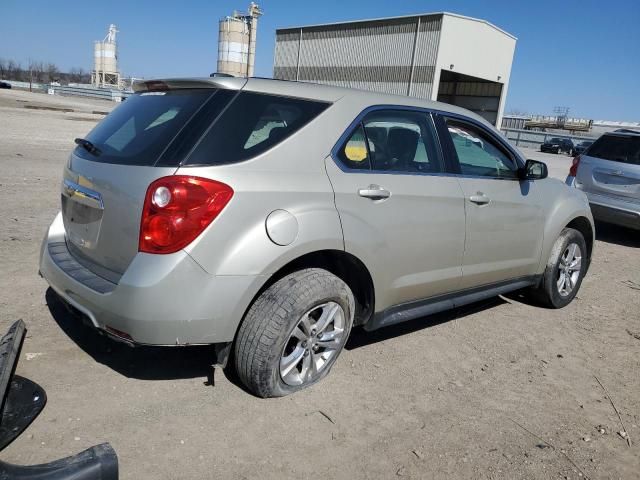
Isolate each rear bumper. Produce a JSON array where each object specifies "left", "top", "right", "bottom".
[
  {"left": 585, "top": 192, "right": 640, "bottom": 230},
  {"left": 40, "top": 212, "right": 264, "bottom": 345}
]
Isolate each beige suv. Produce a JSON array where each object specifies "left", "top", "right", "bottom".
[{"left": 40, "top": 77, "right": 595, "bottom": 397}]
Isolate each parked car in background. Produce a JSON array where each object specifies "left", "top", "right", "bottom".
[
  {"left": 573, "top": 140, "right": 594, "bottom": 155},
  {"left": 541, "top": 137, "right": 574, "bottom": 155},
  {"left": 40, "top": 77, "right": 595, "bottom": 397},
  {"left": 567, "top": 130, "right": 640, "bottom": 230},
  {"left": 0, "top": 81, "right": 11, "bottom": 89}
]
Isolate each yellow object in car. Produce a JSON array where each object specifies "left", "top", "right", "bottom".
[{"left": 344, "top": 144, "right": 367, "bottom": 162}]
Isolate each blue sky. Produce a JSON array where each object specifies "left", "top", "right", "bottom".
[{"left": 1, "top": 0, "right": 638, "bottom": 121}]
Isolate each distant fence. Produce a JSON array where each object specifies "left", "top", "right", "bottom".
[
  {"left": 4, "top": 80, "right": 46, "bottom": 91},
  {"left": 49, "top": 85, "right": 132, "bottom": 102},
  {"left": 501, "top": 128, "right": 598, "bottom": 150},
  {"left": 3, "top": 80, "right": 132, "bottom": 102}
]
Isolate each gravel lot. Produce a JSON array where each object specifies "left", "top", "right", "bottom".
[{"left": 1, "top": 89, "right": 638, "bottom": 479}]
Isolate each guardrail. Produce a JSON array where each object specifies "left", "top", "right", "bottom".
[
  {"left": 501, "top": 128, "right": 598, "bottom": 150},
  {"left": 48, "top": 85, "right": 132, "bottom": 102},
  {"left": 3, "top": 80, "right": 46, "bottom": 91},
  {"left": 2, "top": 80, "right": 132, "bottom": 102}
]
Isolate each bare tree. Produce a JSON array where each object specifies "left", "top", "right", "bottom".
[
  {"left": 7, "top": 60, "right": 15, "bottom": 80},
  {"left": 0, "top": 58, "right": 6, "bottom": 79},
  {"left": 77, "top": 67, "right": 87, "bottom": 84},
  {"left": 45, "top": 62, "right": 59, "bottom": 83},
  {"left": 68, "top": 67, "right": 86, "bottom": 83},
  {"left": 28, "top": 60, "right": 43, "bottom": 83}
]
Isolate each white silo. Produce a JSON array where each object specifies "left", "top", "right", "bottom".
[
  {"left": 91, "top": 24, "right": 121, "bottom": 88},
  {"left": 217, "top": 3, "right": 262, "bottom": 77}
]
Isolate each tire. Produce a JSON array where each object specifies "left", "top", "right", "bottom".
[
  {"left": 531, "top": 228, "right": 587, "bottom": 308},
  {"left": 234, "top": 268, "right": 355, "bottom": 398}
]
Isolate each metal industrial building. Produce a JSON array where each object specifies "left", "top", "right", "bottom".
[{"left": 274, "top": 12, "right": 516, "bottom": 126}]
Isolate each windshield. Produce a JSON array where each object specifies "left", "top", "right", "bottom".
[
  {"left": 548, "top": 138, "right": 562, "bottom": 143},
  {"left": 586, "top": 134, "right": 640, "bottom": 165}
]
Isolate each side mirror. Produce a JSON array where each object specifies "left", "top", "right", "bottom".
[{"left": 520, "top": 159, "right": 548, "bottom": 180}]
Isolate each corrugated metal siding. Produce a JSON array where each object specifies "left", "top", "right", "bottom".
[
  {"left": 411, "top": 15, "right": 442, "bottom": 98},
  {"left": 273, "top": 15, "right": 442, "bottom": 99},
  {"left": 274, "top": 29, "right": 301, "bottom": 80}
]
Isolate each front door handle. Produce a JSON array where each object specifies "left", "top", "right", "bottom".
[
  {"left": 469, "top": 193, "right": 490, "bottom": 205},
  {"left": 358, "top": 185, "right": 391, "bottom": 200}
]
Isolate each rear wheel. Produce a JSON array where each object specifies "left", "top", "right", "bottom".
[
  {"left": 234, "top": 268, "right": 354, "bottom": 398},
  {"left": 532, "top": 228, "right": 587, "bottom": 308}
]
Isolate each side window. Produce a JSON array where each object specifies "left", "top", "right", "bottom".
[
  {"left": 338, "top": 124, "right": 371, "bottom": 170},
  {"left": 363, "top": 111, "right": 442, "bottom": 173},
  {"left": 185, "top": 92, "right": 329, "bottom": 166},
  {"left": 445, "top": 119, "right": 518, "bottom": 179}
]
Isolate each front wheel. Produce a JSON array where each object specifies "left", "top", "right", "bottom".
[
  {"left": 532, "top": 228, "right": 587, "bottom": 308},
  {"left": 234, "top": 268, "right": 354, "bottom": 398}
]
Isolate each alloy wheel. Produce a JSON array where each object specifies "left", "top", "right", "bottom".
[
  {"left": 557, "top": 242, "right": 582, "bottom": 296},
  {"left": 279, "top": 302, "right": 346, "bottom": 386}
]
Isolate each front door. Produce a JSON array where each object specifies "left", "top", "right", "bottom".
[
  {"left": 325, "top": 109, "right": 466, "bottom": 311},
  {"left": 438, "top": 116, "right": 545, "bottom": 288}
]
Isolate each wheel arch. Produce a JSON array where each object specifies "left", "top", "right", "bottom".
[
  {"left": 566, "top": 215, "right": 594, "bottom": 263},
  {"left": 234, "top": 249, "right": 376, "bottom": 345}
]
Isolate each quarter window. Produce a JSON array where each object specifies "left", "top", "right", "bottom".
[
  {"left": 445, "top": 119, "right": 518, "bottom": 179},
  {"left": 185, "top": 92, "right": 329, "bottom": 166},
  {"left": 338, "top": 125, "right": 371, "bottom": 170}
]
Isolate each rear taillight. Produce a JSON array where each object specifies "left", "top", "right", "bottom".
[
  {"left": 139, "top": 176, "right": 233, "bottom": 254},
  {"left": 569, "top": 155, "right": 581, "bottom": 177}
]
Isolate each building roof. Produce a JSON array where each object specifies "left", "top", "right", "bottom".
[{"left": 276, "top": 12, "right": 516, "bottom": 41}]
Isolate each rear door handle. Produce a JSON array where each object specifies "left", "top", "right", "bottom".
[
  {"left": 469, "top": 193, "right": 490, "bottom": 205},
  {"left": 358, "top": 185, "right": 391, "bottom": 200}
]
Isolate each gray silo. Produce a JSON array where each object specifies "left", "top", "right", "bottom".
[
  {"left": 217, "top": 3, "right": 262, "bottom": 77},
  {"left": 91, "top": 24, "right": 121, "bottom": 88}
]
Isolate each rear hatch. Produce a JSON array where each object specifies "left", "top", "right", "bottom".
[
  {"left": 576, "top": 133, "right": 640, "bottom": 203},
  {"left": 61, "top": 82, "right": 239, "bottom": 281}
]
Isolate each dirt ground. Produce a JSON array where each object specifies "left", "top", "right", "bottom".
[{"left": 0, "top": 89, "right": 638, "bottom": 479}]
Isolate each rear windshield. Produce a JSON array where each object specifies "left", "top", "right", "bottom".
[
  {"left": 184, "top": 91, "right": 329, "bottom": 166},
  {"left": 586, "top": 134, "right": 640, "bottom": 165},
  {"left": 74, "top": 89, "right": 329, "bottom": 167},
  {"left": 74, "top": 89, "right": 222, "bottom": 166}
]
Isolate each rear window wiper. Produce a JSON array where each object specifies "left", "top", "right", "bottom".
[{"left": 74, "top": 138, "right": 101, "bottom": 156}]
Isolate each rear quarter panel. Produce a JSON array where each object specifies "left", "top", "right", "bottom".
[{"left": 177, "top": 103, "right": 352, "bottom": 277}]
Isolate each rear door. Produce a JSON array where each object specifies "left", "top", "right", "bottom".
[
  {"left": 325, "top": 108, "right": 465, "bottom": 311},
  {"left": 62, "top": 88, "right": 236, "bottom": 281},
  {"left": 576, "top": 133, "right": 640, "bottom": 203},
  {"left": 437, "top": 115, "right": 545, "bottom": 288}
]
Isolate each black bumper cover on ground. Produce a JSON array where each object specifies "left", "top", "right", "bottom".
[{"left": 0, "top": 320, "right": 119, "bottom": 479}]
